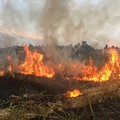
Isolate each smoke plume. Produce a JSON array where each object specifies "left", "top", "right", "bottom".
[{"left": 0, "top": 0, "right": 120, "bottom": 48}]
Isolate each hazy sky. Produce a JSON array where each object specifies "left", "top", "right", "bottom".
[{"left": 0, "top": 0, "right": 120, "bottom": 48}]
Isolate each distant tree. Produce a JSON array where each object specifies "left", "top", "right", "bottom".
[
  {"left": 74, "top": 43, "right": 81, "bottom": 52},
  {"left": 81, "top": 41, "right": 88, "bottom": 47},
  {"left": 104, "top": 44, "right": 108, "bottom": 49}
]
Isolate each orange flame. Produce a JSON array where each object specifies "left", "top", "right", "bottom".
[
  {"left": 19, "top": 46, "right": 55, "bottom": 78},
  {"left": 0, "top": 46, "right": 120, "bottom": 83},
  {"left": 7, "top": 56, "right": 13, "bottom": 72},
  {"left": 55, "top": 48, "right": 120, "bottom": 82},
  {"left": 82, "top": 57, "right": 98, "bottom": 81},
  {"left": 0, "top": 70, "right": 4, "bottom": 76},
  {"left": 7, "top": 65, "right": 12, "bottom": 72},
  {"left": 99, "top": 49, "right": 120, "bottom": 81},
  {"left": 72, "top": 48, "right": 120, "bottom": 82},
  {"left": 66, "top": 89, "right": 83, "bottom": 98}
]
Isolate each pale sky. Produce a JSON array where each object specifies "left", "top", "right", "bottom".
[{"left": 0, "top": 0, "right": 120, "bottom": 48}]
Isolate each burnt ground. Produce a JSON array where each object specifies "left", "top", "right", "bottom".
[
  {"left": 0, "top": 74, "right": 100, "bottom": 99},
  {"left": 0, "top": 75, "right": 119, "bottom": 120},
  {"left": 0, "top": 75, "right": 69, "bottom": 99}
]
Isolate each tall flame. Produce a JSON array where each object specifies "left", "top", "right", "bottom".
[
  {"left": 19, "top": 46, "right": 55, "bottom": 78},
  {"left": 82, "top": 57, "right": 98, "bottom": 81},
  {"left": 73, "top": 48, "right": 120, "bottom": 82},
  {"left": 99, "top": 49, "right": 120, "bottom": 81},
  {"left": 0, "top": 47, "right": 120, "bottom": 82}
]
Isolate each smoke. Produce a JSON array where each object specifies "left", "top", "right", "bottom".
[
  {"left": 69, "top": 0, "right": 120, "bottom": 48},
  {"left": 37, "top": 0, "right": 120, "bottom": 48},
  {"left": 59, "top": 0, "right": 120, "bottom": 48},
  {"left": 38, "top": 0, "right": 70, "bottom": 46},
  {"left": 0, "top": 0, "right": 44, "bottom": 47},
  {"left": 0, "top": 0, "right": 120, "bottom": 48}
]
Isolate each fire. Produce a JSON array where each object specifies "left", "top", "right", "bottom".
[
  {"left": 19, "top": 46, "right": 55, "bottom": 78},
  {"left": 7, "top": 56, "right": 13, "bottom": 72},
  {"left": 7, "top": 66, "right": 12, "bottom": 72},
  {"left": 72, "top": 48, "right": 120, "bottom": 82},
  {"left": 100, "top": 63, "right": 112, "bottom": 81},
  {"left": 66, "top": 89, "right": 83, "bottom": 98},
  {"left": 82, "top": 57, "right": 98, "bottom": 81},
  {"left": 0, "top": 46, "right": 119, "bottom": 98},
  {"left": 110, "top": 49, "right": 119, "bottom": 65},
  {"left": 0, "top": 46, "right": 120, "bottom": 82},
  {"left": 99, "top": 49, "right": 120, "bottom": 81},
  {"left": 81, "top": 49, "right": 120, "bottom": 82},
  {"left": 0, "top": 70, "right": 4, "bottom": 76},
  {"left": 17, "top": 47, "right": 118, "bottom": 82}
]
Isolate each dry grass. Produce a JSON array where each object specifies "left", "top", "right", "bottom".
[{"left": 0, "top": 91, "right": 119, "bottom": 120}]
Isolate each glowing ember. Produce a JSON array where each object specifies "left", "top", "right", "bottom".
[
  {"left": 66, "top": 89, "right": 83, "bottom": 98},
  {"left": 7, "top": 66, "right": 12, "bottom": 72},
  {"left": 19, "top": 46, "right": 55, "bottom": 78},
  {"left": 0, "top": 70, "right": 4, "bottom": 76}
]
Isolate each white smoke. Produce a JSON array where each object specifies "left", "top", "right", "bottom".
[{"left": 0, "top": 0, "right": 120, "bottom": 48}]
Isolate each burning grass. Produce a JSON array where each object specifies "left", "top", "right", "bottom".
[
  {"left": 19, "top": 46, "right": 55, "bottom": 78},
  {"left": 65, "top": 89, "right": 83, "bottom": 98},
  {"left": 1, "top": 46, "right": 120, "bottom": 83},
  {"left": 0, "top": 45, "right": 120, "bottom": 119}
]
